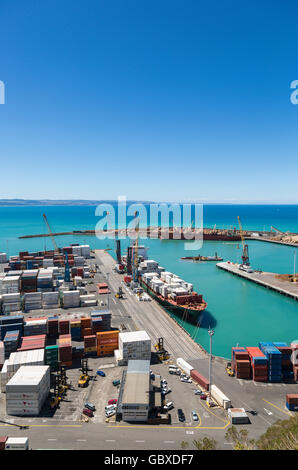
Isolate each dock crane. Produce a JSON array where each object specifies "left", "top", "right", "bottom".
[
  {"left": 237, "top": 216, "right": 250, "bottom": 267},
  {"left": 132, "top": 211, "right": 140, "bottom": 283},
  {"left": 43, "top": 213, "right": 70, "bottom": 281},
  {"left": 43, "top": 213, "right": 59, "bottom": 253}
]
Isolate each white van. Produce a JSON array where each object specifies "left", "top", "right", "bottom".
[{"left": 164, "top": 401, "right": 174, "bottom": 411}]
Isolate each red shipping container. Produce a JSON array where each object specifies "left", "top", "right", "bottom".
[
  {"left": 0, "top": 436, "right": 7, "bottom": 451},
  {"left": 190, "top": 369, "right": 209, "bottom": 391}
]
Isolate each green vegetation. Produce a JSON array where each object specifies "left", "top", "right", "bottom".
[
  {"left": 225, "top": 426, "right": 255, "bottom": 450},
  {"left": 256, "top": 415, "right": 298, "bottom": 450}
]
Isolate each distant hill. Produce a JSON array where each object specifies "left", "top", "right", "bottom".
[{"left": 0, "top": 199, "right": 155, "bottom": 206}]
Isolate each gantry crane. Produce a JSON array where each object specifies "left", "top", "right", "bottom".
[
  {"left": 237, "top": 216, "right": 250, "bottom": 266},
  {"left": 43, "top": 213, "right": 59, "bottom": 253},
  {"left": 132, "top": 211, "right": 140, "bottom": 283}
]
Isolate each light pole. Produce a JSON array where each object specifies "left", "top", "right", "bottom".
[
  {"left": 106, "top": 272, "right": 110, "bottom": 310},
  {"left": 208, "top": 327, "right": 214, "bottom": 398}
]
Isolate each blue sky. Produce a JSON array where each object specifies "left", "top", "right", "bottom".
[{"left": 0, "top": 0, "right": 298, "bottom": 203}]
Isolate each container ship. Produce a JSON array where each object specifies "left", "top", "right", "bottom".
[{"left": 137, "top": 259, "right": 207, "bottom": 323}]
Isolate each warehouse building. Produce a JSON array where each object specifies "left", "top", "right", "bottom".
[{"left": 118, "top": 360, "right": 151, "bottom": 422}]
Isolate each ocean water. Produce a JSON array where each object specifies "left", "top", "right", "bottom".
[{"left": 0, "top": 204, "right": 297, "bottom": 358}]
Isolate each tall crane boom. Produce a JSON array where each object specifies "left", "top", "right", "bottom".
[
  {"left": 133, "top": 211, "right": 140, "bottom": 283},
  {"left": 237, "top": 216, "right": 249, "bottom": 266},
  {"left": 43, "top": 213, "right": 59, "bottom": 253}
]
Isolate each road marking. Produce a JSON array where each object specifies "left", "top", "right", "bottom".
[
  {"left": 186, "top": 431, "right": 194, "bottom": 435},
  {"left": 106, "top": 440, "right": 115, "bottom": 442},
  {"left": 48, "top": 439, "right": 57, "bottom": 441},
  {"left": 135, "top": 440, "right": 145, "bottom": 443},
  {"left": 164, "top": 441, "right": 175, "bottom": 443},
  {"left": 262, "top": 399, "right": 293, "bottom": 417},
  {"left": 263, "top": 408, "right": 273, "bottom": 416},
  {"left": 76, "top": 439, "right": 86, "bottom": 442}
]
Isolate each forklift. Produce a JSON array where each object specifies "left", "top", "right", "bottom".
[
  {"left": 225, "top": 361, "right": 234, "bottom": 377},
  {"left": 115, "top": 286, "right": 123, "bottom": 299},
  {"left": 154, "top": 338, "right": 170, "bottom": 362},
  {"left": 78, "top": 358, "right": 91, "bottom": 388},
  {"left": 49, "top": 372, "right": 66, "bottom": 409}
]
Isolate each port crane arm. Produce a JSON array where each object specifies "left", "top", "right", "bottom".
[{"left": 43, "top": 213, "right": 59, "bottom": 253}]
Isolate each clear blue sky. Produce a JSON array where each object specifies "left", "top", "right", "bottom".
[{"left": 0, "top": 0, "right": 298, "bottom": 203}]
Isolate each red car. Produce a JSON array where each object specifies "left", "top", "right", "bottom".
[
  {"left": 200, "top": 393, "right": 207, "bottom": 400},
  {"left": 108, "top": 399, "right": 117, "bottom": 405},
  {"left": 83, "top": 408, "right": 93, "bottom": 417}
]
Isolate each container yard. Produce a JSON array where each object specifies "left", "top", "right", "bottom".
[{"left": 0, "top": 246, "right": 296, "bottom": 450}]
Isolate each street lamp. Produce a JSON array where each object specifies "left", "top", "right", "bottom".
[
  {"left": 208, "top": 327, "right": 215, "bottom": 398},
  {"left": 106, "top": 272, "right": 110, "bottom": 310}
]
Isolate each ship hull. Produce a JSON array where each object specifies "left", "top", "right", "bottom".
[{"left": 140, "top": 279, "right": 206, "bottom": 324}]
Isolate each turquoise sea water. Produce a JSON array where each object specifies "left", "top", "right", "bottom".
[{"left": 0, "top": 204, "right": 297, "bottom": 358}]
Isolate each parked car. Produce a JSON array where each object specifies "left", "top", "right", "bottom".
[
  {"left": 112, "top": 379, "right": 121, "bottom": 386},
  {"left": 105, "top": 409, "right": 115, "bottom": 418},
  {"left": 105, "top": 404, "right": 117, "bottom": 412},
  {"left": 180, "top": 377, "right": 191, "bottom": 383},
  {"left": 83, "top": 408, "right": 93, "bottom": 418},
  {"left": 163, "top": 401, "right": 174, "bottom": 411},
  {"left": 108, "top": 399, "right": 117, "bottom": 405},
  {"left": 200, "top": 393, "right": 207, "bottom": 400},
  {"left": 161, "top": 387, "right": 171, "bottom": 395},
  {"left": 194, "top": 389, "right": 202, "bottom": 395},
  {"left": 161, "top": 379, "right": 167, "bottom": 385},
  {"left": 84, "top": 402, "right": 96, "bottom": 412},
  {"left": 177, "top": 408, "right": 185, "bottom": 422},
  {"left": 96, "top": 370, "right": 106, "bottom": 377},
  {"left": 191, "top": 411, "right": 199, "bottom": 421}
]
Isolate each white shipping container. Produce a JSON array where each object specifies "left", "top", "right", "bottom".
[
  {"left": 211, "top": 385, "right": 231, "bottom": 409},
  {"left": 176, "top": 358, "right": 194, "bottom": 376},
  {"left": 5, "top": 437, "right": 29, "bottom": 450}
]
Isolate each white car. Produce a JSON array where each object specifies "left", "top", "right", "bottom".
[
  {"left": 105, "top": 409, "right": 115, "bottom": 418},
  {"left": 105, "top": 404, "right": 117, "bottom": 413},
  {"left": 180, "top": 377, "right": 192, "bottom": 383},
  {"left": 163, "top": 401, "right": 174, "bottom": 411}
]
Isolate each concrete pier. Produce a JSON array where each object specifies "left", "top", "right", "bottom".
[{"left": 217, "top": 261, "right": 298, "bottom": 301}]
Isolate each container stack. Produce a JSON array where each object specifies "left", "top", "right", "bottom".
[
  {"left": 259, "top": 342, "right": 282, "bottom": 383},
  {"left": 58, "top": 334, "right": 72, "bottom": 366},
  {"left": 37, "top": 269, "right": 53, "bottom": 292},
  {"left": 70, "top": 320, "right": 81, "bottom": 341},
  {"left": 23, "top": 318, "right": 47, "bottom": 336},
  {"left": 72, "top": 345, "right": 84, "bottom": 360},
  {"left": 42, "top": 291, "right": 59, "bottom": 309},
  {"left": 20, "top": 270, "right": 38, "bottom": 293},
  {"left": 74, "top": 256, "right": 85, "bottom": 267},
  {"left": 96, "top": 330, "right": 119, "bottom": 357},
  {"left": 59, "top": 319, "right": 70, "bottom": 335},
  {"left": 0, "top": 252, "right": 7, "bottom": 263},
  {"left": 0, "top": 316, "right": 24, "bottom": 341},
  {"left": 0, "top": 350, "right": 45, "bottom": 393},
  {"left": 80, "top": 245, "right": 91, "bottom": 259},
  {"left": 18, "top": 335, "right": 46, "bottom": 352},
  {"left": 0, "top": 341, "right": 4, "bottom": 369},
  {"left": 117, "top": 330, "right": 151, "bottom": 364},
  {"left": 84, "top": 335, "right": 97, "bottom": 356},
  {"left": 273, "top": 343, "right": 293, "bottom": 380},
  {"left": 45, "top": 346, "right": 59, "bottom": 371},
  {"left": 91, "top": 311, "right": 111, "bottom": 333},
  {"left": 81, "top": 317, "right": 92, "bottom": 337},
  {"left": 6, "top": 365, "right": 51, "bottom": 416},
  {"left": 80, "top": 294, "right": 97, "bottom": 307},
  {"left": 3, "top": 331, "right": 20, "bottom": 358},
  {"left": 47, "top": 317, "right": 59, "bottom": 337},
  {"left": 23, "top": 292, "right": 42, "bottom": 312},
  {"left": 190, "top": 369, "right": 209, "bottom": 391},
  {"left": 43, "top": 258, "right": 54, "bottom": 268},
  {"left": 286, "top": 394, "right": 298, "bottom": 412},
  {"left": 247, "top": 347, "right": 268, "bottom": 382},
  {"left": 234, "top": 350, "right": 251, "bottom": 379},
  {"left": 62, "top": 290, "right": 80, "bottom": 308},
  {"left": 1, "top": 293, "right": 21, "bottom": 314},
  {"left": 1, "top": 276, "right": 20, "bottom": 294},
  {"left": 231, "top": 347, "right": 246, "bottom": 373}
]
